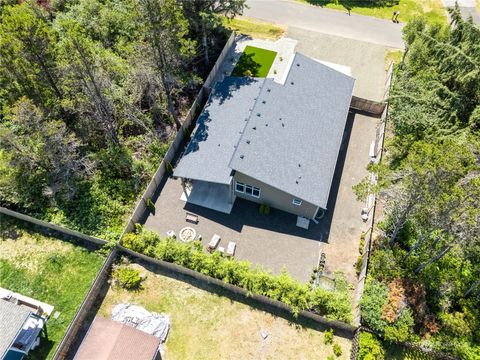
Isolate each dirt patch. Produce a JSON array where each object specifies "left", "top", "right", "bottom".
[{"left": 99, "top": 262, "right": 352, "bottom": 360}]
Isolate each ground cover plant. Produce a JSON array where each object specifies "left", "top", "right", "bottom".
[
  {"left": 121, "top": 225, "right": 353, "bottom": 323},
  {"left": 0, "top": 0, "right": 245, "bottom": 241},
  {"left": 99, "top": 260, "right": 353, "bottom": 359},
  {"left": 0, "top": 217, "right": 105, "bottom": 360},
  {"left": 355, "top": 9, "right": 480, "bottom": 359},
  {"left": 299, "top": 0, "right": 446, "bottom": 23},
  {"left": 232, "top": 45, "right": 277, "bottom": 77}
]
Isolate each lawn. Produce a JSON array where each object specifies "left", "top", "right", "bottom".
[
  {"left": 99, "top": 260, "right": 353, "bottom": 360},
  {"left": 300, "top": 0, "right": 446, "bottom": 24},
  {"left": 0, "top": 217, "right": 105, "bottom": 360},
  {"left": 231, "top": 45, "right": 277, "bottom": 77},
  {"left": 223, "top": 16, "right": 286, "bottom": 41}
]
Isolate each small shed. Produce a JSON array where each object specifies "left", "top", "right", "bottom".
[{"left": 74, "top": 316, "right": 161, "bottom": 360}]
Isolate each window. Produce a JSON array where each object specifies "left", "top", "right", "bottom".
[
  {"left": 235, "top": 181, "right": 260, "bottom": 198},
  {"left": 292, "top": 198, "right": 302, "bottom": 206},
  {"left": 235, "top": 181, "right": 245, "bottom": 193}
]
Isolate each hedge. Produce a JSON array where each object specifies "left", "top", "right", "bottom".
[{"left": 122, "top": 225, "right": 353, "bottom": 323}]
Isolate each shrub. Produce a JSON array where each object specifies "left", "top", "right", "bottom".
[
  {"left": 145, "top": 197, "right": 155, "bottom": 212},
  {"left": 122, "top": 226, "right": 353, "bottom": 323},
  {"left": 165, "top": 161, "right": 173, "bottom": 174},
  {"left": 358, "top": 332, "right": 384, "bottom": 360},
  {"left": 356, "top": 255, "right": 363, "bottom": 275},
  {"left": 113, "top": 265, "right": 143, "bottom": 290},
  {"left": 327, "top": 356, "right": 335, "bottom": 360},
  {"left": 361, "top": 280, "right": 389, "bottom": 333},
  {"left": 244, "top": 69, "right": 253, "bottom": 77},
  {"left": 359, "top": 232, "right": 366, "bottom": 254},
  {"left": 259, "top": 203, "right": 270, "bottom": 215},
  {"left": 333, "top": 342, "right": 342, "bottom": 357},
  {"left": 324, "top": 328, "right": 334, "bottom": 344}
]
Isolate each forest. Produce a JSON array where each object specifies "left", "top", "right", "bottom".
[
  {"left": 0, "top": 0, "right": 245, "bottom": 240},
  {"left": 357, "top": 7, "right": 480, "bottom": 359}
]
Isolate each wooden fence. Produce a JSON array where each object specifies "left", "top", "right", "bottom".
[
  {"left": 0, "top": 206, "right": 107, "bottom": 246},
  {"left": 350, "top": 96, "right": 386, "bottom": 117},
  {"left": 120, "top": 31, "right": 237, "bottom": 239},
  {"left": 119, "top": 245, "right": 357, "bottom": 339},
  {"left": 50, "top": 32, "right": 237, "bottom": 360},
  {"left": 352, "top": 62, "right": 394, "bottom": 328}
]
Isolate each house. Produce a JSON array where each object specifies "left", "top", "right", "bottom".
[
  {"left": 74, "top": 316, "right": 161, "bottom": 360},
  {"left": 0, "top": 288, "right": 53, "bottom": 360},
  {"left": 174, "top": 52, "right": 355, "bottom": 220}
]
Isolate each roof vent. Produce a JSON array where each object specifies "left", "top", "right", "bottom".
[
  {"left": 282, "top": 123, "right": 285, "bottom": 127},
  {"left": 267, "top": 88, "right": 271, "bottom": 92},
  {"left": 298, "top": 163, "right": 301, "bottom": 167},
  {"left": 257, "top": 113, "right": 261, "bottom": 117},
  {"left": 262, "top": 100, "right": 266, "bottom": 104},
  {"left": 218, "top": 144, "right": 221, "bottom": 147},
  {"left": 253, "top": 126, "right": 256, "bottom": 130},
  {"left": 246, "top": 140, "right": 250, "bottom": 144},
  {"left": 295, "top": 180, "right": 299, "bottom": 184},
  {"left": 290, "top": 81, "right": 294, "bottom": 85},
  {"left": 265, "top": 123, "right": 268, "bottom": 127},
  {"left": 240, "top": 155, "right": 244, "bottom": 159},
  {"left": 296, "top": 63, "right": 300, "bottom": 67}
]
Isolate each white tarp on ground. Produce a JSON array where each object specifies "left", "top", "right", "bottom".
[{"left": 111, "top": 303, "right": 170, "bottom": 343}]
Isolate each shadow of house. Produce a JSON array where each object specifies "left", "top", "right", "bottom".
[{"left": 179, "top": 111, "right": 355, "bottom": 242}]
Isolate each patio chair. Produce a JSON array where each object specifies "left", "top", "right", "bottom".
[
  {"left": 208, "top": 234, "right": 221, "bottom": 252},
  {"left": 226, "top": 241, "right": 236, "bottom": 257},
  {"left": 166, "top": 230, "right": 176, "bottom": 238},
  {"left": 185, "top": 212, "right": 199, "bottom": 224}
]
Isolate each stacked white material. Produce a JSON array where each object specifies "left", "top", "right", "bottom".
[{"left": 112, "top": 303, "right": 170, "bottom": 343}]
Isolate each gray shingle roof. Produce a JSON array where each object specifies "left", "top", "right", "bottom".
[
  {"left": 229, "top": 54, "right": 355, "bottom": 209},
  {"left": 174, "top": 52, "right": 354, "bottom": 209},
  {"left": 0, "top": 299, "right": 31, "bottom": 358},
  {"left": 174, "top": 77, "right": 265, "bottom": 184}
]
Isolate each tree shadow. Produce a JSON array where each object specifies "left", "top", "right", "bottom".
[
  {"left": 231, "top": 52, "right": 262, "bottom": 77},
  {"left": 305, "top": 0, "right": 398, "bottom": 12}
]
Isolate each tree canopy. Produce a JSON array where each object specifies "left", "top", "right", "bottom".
[
  {"left": 0, "top": 0, "right": 244, "bottom": 240},
  {"left": 360, "top": 8, "right": 480, "bottom": 358}
]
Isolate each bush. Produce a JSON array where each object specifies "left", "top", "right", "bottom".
[
  {"left": 327, "top": 356, "right": 334, "bottom": 360},
  {"left": 324, "top": 328, "right": 334, "bottom": 344},
  {"left": 359, "top": 232, "right": 366, "bottom": 254},
  {"left": 259, "top": 203, "right": 270, "bottom": 215},
  {"left": 361, "top": 280, "right": 415, "bottom": 342},
  {"left": 113, "top": 265, "right": 143, "bottom": 290},
  {"left": 145, "top": 197, "right": 155, "bottom": 212},
  {"left": 358, "top": 332, "right": 384, "bottom": 360},
  {"left": 122, "top": 226, "right": 353, "bottom": 322},
  {"left": 356, "top": 255, "right": 363, "bottom": 275},
  {"left": 333, "top": 342, "right": 342, "bottom": 357}
]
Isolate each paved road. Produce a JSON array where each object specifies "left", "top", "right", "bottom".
[
  {"left": 442, "top": 0, "right": 480, "bottom": 24},
  {"left": 244, "top": 0, "right": 405, "bottom": 48}
]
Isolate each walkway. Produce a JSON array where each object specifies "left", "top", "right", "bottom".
[{"left": 244, "top": 0, "right": 405, "bottom": 48}]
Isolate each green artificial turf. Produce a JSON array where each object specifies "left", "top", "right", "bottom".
[{"left": 231, "top": 46, "right": 277, "bottom": 78}]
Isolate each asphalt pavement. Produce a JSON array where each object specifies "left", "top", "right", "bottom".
[{"left": 244, "top": 0, "right": 405, "bottom": 48}]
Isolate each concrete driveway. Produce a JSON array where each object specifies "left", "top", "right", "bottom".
[
  {"left": 244, "top": 0, "right": 405, "bottom": 48},
  {"left": 287, "top": 27, "right": 390, "bottom": 102}
]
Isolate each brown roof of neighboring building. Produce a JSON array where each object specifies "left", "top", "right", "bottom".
[{"left": 74, "top": 316, "right": 160, "bottom": 360}]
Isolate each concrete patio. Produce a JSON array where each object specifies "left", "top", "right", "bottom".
[{"left": 142, "top": 111, "right": 377, "bottom": 284}]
